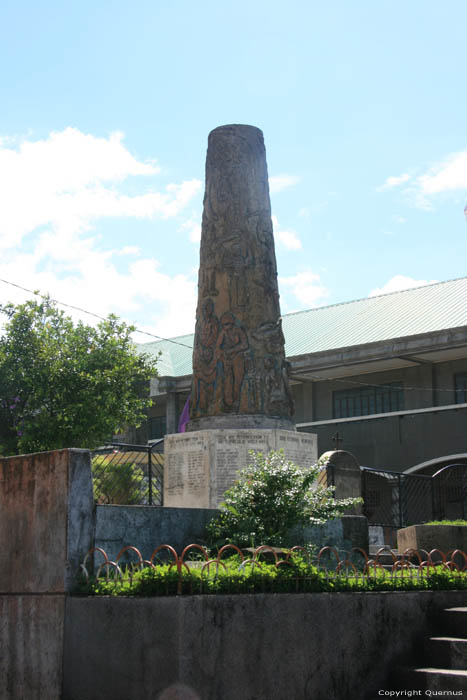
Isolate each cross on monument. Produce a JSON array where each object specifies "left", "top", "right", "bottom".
[{"left": 332, "top": 431, "right": 343, "bottom": 450}]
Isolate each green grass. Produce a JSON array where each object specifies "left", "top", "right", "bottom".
[
  {"left": 75, "top": 554, "right": 467, "bottom": 597},
  {"left": 423, "top": 519, "right": 467, "bottom": 526}
]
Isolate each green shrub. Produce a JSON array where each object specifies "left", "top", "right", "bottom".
[
  {"left": 75, "top": 552, "right": 467, "bottom": 598},
  {"left": 424, "top": 519, "right": 467, "bottom": 526},
  {"left": 205, "top": 450, "right": 362, "bottom": 548}
]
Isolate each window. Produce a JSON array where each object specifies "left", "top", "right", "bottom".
[
  {"left": 455, "top": 373, "right": 467, "bottom": 404},
  {"left": 333, "top": 382, "right": 404, "bottom": 419},
  {"left": 148, "top": 416, "right": 167, "bottom": 439}
]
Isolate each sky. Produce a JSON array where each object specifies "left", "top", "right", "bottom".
[{"left": 1, "top": 1, "right": 467, "bottom": 341}]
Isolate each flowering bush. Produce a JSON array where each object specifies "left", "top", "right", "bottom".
[{"left": 205, "top": 450, "right": 362, "bottom": 548}]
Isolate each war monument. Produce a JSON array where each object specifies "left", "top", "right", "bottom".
[{"left": 164, "top": 125, "right": 317, "bottom": 507}]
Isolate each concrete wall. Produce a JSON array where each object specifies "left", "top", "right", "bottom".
[
  {"left": 0, "top": 449, "right": 94, "bottom": 593},
  {"left": 0, "top": 449, "right": 94, "bottom": 700},
  {"left": 62, "top": 590, "right": 467, "bottom": 700},
  {"left": 303, "top": 405, "right": 467, "bottom": 472},
  {"left": 95, "top": 505, "right": 219, "bottom": 561},
  {"left": 0, "top": 595, "right": 65, "bottom": 700},
  {"left": 94, "top": 505, "right": 368, "bottom": 560}
]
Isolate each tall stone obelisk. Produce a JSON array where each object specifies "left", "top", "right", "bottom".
[
  {"left": 189, "top": 124, "right": 294, "bottom": 431},
  {"left": 164, "top": 125, "right": 317, "bottom": 508}
]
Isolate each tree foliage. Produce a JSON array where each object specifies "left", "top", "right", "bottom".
[
  {"left": 206, "top": 450, "right": 362, "bottom": 548},
  {"left": 0, "top": 298, "right": 157, "bottom": 455}
]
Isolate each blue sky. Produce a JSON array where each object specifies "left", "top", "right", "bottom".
[{"left": 1, "top": 1, "right": 466, "bottom": 339}]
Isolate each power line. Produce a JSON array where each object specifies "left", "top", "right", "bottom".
[
  {"left": 0, "top": 277, "right": 194, "bottom": 350},
  {"left": 0, "top": 276, "right": 465, "bottom": 395},
  {"left": 291, "top": 372, "right": 462, "bottom": 394}
]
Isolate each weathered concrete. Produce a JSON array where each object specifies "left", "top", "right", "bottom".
[
  {"left": 164, "top": 428, "right": 317, "bottom": 508},
  {"left": 294, "top": 515, "right": 369, "bottom": 553},
  {"left": 0, "top": 449, "right": 94, "bottom": 593},
  {"left": 95, "top": 507, "right": 368, "bottom": 560},
  {"left": 0, "top": 595, "right": 65, "bottom": 700},
  {"left": 95, "top": 505, "right": 218, "bottom": 561},
  {"left": 0, "top": 449, "right": 94, "bottom": 699},
  {"left": 190, "top": 124, "right": 294, "bottom": 429},
  {"left": 63, "top": 590, "right": 467, "bottom": 700},
  {"left": 397, "top": 523, "right": 467, "bottom": 553},
  {"left": 318, "top": 449, "right": 363, "bottom": 514}
]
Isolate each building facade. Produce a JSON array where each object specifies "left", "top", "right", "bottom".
[{"left": 137, "top": 277, "right": 467, "bottom": 475}]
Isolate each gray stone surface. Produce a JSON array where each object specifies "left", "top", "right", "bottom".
[
  {"left": 95, "top": 505, "right": 218, "bottom": 561},
  {"left": 187, "top": 413, "right": 294, "bottom": 431},
  {"left": 369, "top": 525, "right": 385, "bottom": 546},
  {"left": 94, "top": 506, "right": 367, "bottom": 561},
  {"left": 397, "top": 524, "right": 467, "bottom": 553},
  {"left": 164, "top": 428, "right": 318, "bottom": 508},
  {"left": 293, "top": 515, "right": 369, "bottom": 553},
  {"left": 66, "top": 450, "right": 95, "bottom": 590},
  {"left": 63, "top": 590, "right": 467, "bottom": 700},
  {"left": 319, "top": 449, "right": 363, "bottom": 514},
  {"left": 0, "top": 595, "right": 65, "bottom": 700},
  {"left": 190, "top": 124, "right": 294, "bottom": 428}
]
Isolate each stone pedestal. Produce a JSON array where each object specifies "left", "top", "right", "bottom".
[
  {"left": 164, "top": 429, "right": 318, "bottom": 508},
  {"left": 318, "top": 450, "right": 363, "bottom": 514}
]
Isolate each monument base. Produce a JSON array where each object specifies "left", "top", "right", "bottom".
[
  {"left": 186, "top": 414, "right": 295, "bottom": 432},
  {"left": 164, "top": 429, "right": 318, "bottom": 509}
]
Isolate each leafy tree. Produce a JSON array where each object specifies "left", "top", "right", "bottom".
[
  {"left": 206, "top": 450, "right": 362, "bottom": 548},
  {"left": 0, "top": 298, "right": 158, "bottom": 455}
]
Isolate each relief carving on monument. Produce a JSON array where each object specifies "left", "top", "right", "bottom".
[{"left": 189, "top": 124, "right": 294, "bottom": 429}]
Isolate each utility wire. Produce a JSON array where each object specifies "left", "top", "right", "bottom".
[
  {"left": 290, "top": 372, "right": 463, "bottom": 394},
  {"left": 0, "top": 277, "right": 194, "bottom": 349},
  {"left": 0, "top": 276, "right": 464, "bottom": 394}
]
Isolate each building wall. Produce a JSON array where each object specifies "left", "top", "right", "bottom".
[
  {"left": 294, "top": 358, "right": 467, "bottom": 471},
  {"left": 150, "top": 358, "right": 467, "bottom": 473},
  {"left": 300, "top": 406, "right": 467, "bottom": 472}
]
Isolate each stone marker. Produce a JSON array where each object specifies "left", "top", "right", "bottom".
[
  {"left": 318, "top": 450, "right": 362, "bottom": 514},
  {"left": 189, "top": 124, "right": 294, "bottom": 431},
  {"left": 164, "top": 429, "right": 317, "bottom": 508},
  {"left": 164, "top": 125, "right": 318, "bottom": 507}
]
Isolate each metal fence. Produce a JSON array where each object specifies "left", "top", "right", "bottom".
[
  {"left": 77, "top": 544, "right": 467, "bottom": 596},
  {"left": 91, "top": 441, "right": 164, "bottom": 506},
  {"left": 362, "top": 463, "right": 467, "bottom": 528}
]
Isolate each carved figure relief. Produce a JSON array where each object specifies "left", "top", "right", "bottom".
[
  {"left": 189, "top": 125, "right": 294, "bottom": 423},
  {"left": 192, "top": 298, "right": 219, "bottom": 414},
  {"left": 216, "top": 311, "right": 249, "bottom": 412}
]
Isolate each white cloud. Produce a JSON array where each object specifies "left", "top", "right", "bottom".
[
  {"left": 271, "top": 215, "right": 302, "bottom": 251},
  {"left": 368, "top": 275, "right": 438, "bottom": 297},
  {"left": 416, "top": 150, "right": 467, "bottom": 195},
  {"left": 378, "top": 149, "right": 467, "bottom": 209},
  {"left": 0, "top": 127, "right": 202, "bottom": 338},
  {"left": 279, "top": 270, "right": 328, "bottom": 309},
  {"left": 180, "top": 215, "right": 202, "bottom": 243},
  {"left": 376, "top": 173, "right": 411, "bottom": 191},
  {"left": 275, "top": 228, "right": 302, "bottom": 250},
  {"left": 0, "top": 127, "right": 202, "bottom": 250},
  {"left": 269, "top": 174, "right": 300, "bottom": 194}
]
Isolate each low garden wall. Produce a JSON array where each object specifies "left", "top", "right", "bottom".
[
  {"left": 1, "top": 448, "right": 464, "bottom": 699},
  {"left": 398, "top": 523, "right": 467, "bottom": 553},
  {"left": 95, "top": 506, "right": 368, "bottom": 562},
  {"left": 95, "top": 504, "right": 219, "bottom": 561},
  {"left": 63, "top": 590, "right": 467, "bottom": 700}
]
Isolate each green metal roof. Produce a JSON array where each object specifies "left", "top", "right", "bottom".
[{"left": 138, "top": 276, "right": 467, "bottom": 377}]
